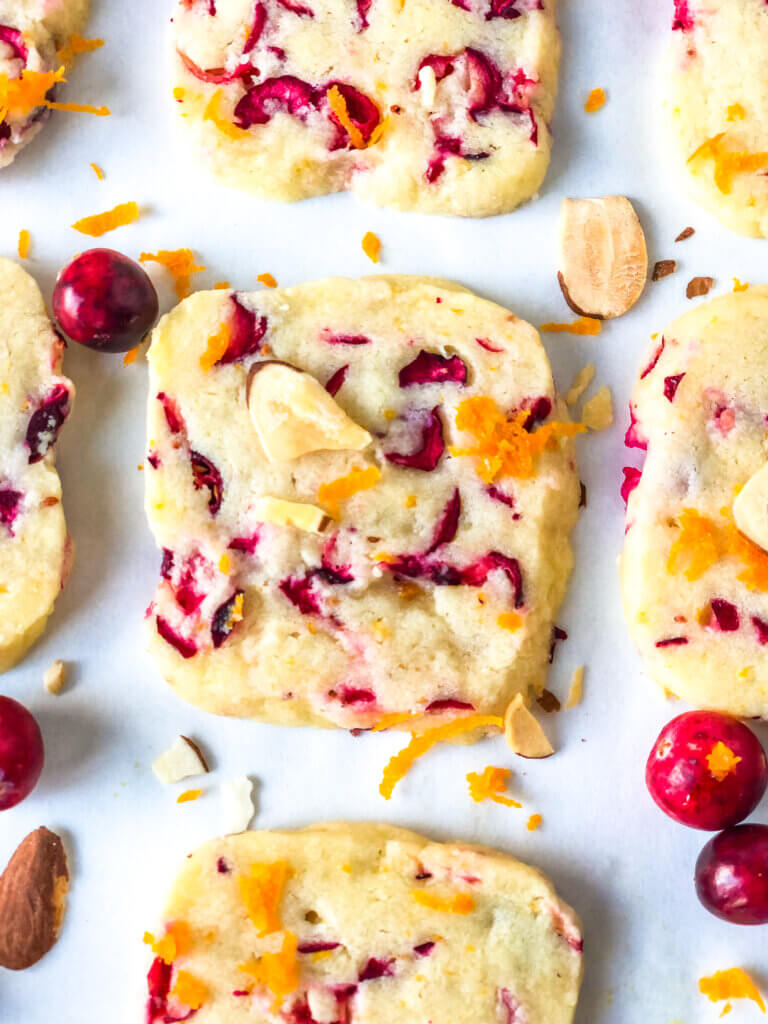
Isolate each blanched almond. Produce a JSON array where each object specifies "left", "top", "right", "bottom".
[
  {"left": 220, "top": 776, "right": 255, "bottom": 834},
  {"left": 733, "top": 463, "right": 768, "bottom": 552},
  {"left": 558, "top": 196, "right": 648, "bottom": 319},
  {"left": 152, "top": 736, "right": 209, "bottom": 784},
  {"left": 255, "top": 496, "right": 331, "bottom": 533},
  {"left": 504, "top": 694, "right": 555, "bottom": 758},
  {"left": 247, "top": 362, "right": 371, "bottom": 462}
]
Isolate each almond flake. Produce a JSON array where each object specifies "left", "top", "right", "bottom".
[{"left": 152, "top": 736, "right": 209, "bottom": 784}]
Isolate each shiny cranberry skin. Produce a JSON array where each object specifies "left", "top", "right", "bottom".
[
  {"left": 645, "top": 711, "right": 768, "bottom": 830},
  {"left": 695, "top": 825, "right": 768, "bottom": 924},
  {"left": 0, "top": 696, "right": 44, "bottom": 810},
  {"left": 52, "top": 249, "right": 159, "bottom": 353}
]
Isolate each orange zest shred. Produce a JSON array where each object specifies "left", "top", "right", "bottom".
[
  {"left": 699, "top": 969, "right": 766, "bottom": 1012},
  {"left": 466, "top": 766, "right": 521, "bottom": 808},
  {"left": 688, "top": 133, "right": 768, "bottom": 194},
  {"left": 527, "top": 813, "right": 542, "bottom": 831},
  {"left": 257, "top": 272, "right": 277, "bottom": 288},
  {"left": 667, "top": 506, "right": 768, "bottom": 590},
  {"left": 214, "top": 281, "right": 230, "bottom": 289},
  {"left": 226, "top": 593, "right": 245, "bottom": 632},
  {"left": 361, "top": 231, "right": 381, "bottom": 264},
  {"left": 238, "top": 861, "right": 293, "bottom": 936},
  {"left": 200, "top": 320, "right": 232, "bottom": 372},
  {"left": 143, "top": 921, "right": 192, "bottom": 964},
  {"left": 177, "top": 788, "right": 202, "bottom": 803},
  {"left": 57, "top": 34, "right": 105, "bottom": 64},
  {"left": 707, "top": 741, "right": 742, "bottom": 782},
  {"left": 327, "top": 85, "right": 377, "bottom": 149},
  {"left": 0, "top": 64, "right": 110, "bottom": 119},
  {"left": 123, "top": 346, "right": 139, "bottom": 366},
  {"left": 411, "top": 890, "right": 474, "bottom": 914},
  {"left": 203, "top": 89, "right": 251, "bottom": 140},
  {"left": 539, "top": 316, "right": 602, "bottom": 336},
  {"left": 371, "top": 711, "right": 424, "bottom": 732},
  {"left": 170, "top": 970, "right": 208, "bottom": 1011},
  {"left": 379, "top": 714, "right": 503, "bottom": 799},
  {"left": 584, "top": 87, "right": 605, "bottom": 113},
  {"left": 449, "top": 396, "right": 585, "bottom": 484},
  {"left": 90, "top": 162, "right": 105, "bottom": 180},
  {"left": 497, "top": 611, "right": 522, "bottom": 632},
  {"left": 140, "top": 249, "right": 206, "bottom": 300},
  {"left": 46, "top": 100, "right": 110, "bottom": 115},
  {"left": 318, "top": 465, "right": 381, "bottom": 517},
  {"left": 17, "top": 229, "right": 30, "bottom": 259},
  {"left": 72, "top": 201, "right": 139, "bottom": 237},
  {"left": 733, "top": 277, "right": 749, "bottom": 292},
  {"left": 727, "top": 103, "right": 746, "bottom": 122},
  {"left": 219, "top": 552, "right": 231, "bottom": 574},
  {"left": 238, "top": 932, "right": 298, "bottom": 1012}
]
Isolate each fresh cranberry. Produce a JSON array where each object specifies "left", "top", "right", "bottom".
[
  {"left": 695, "top": 825, "right": 768, "bottom": 924},
  {"left": 0, "top": 697, "right": 44, "bottom": 810},
  {"left": 52, "top": 249, "right": 159, "bottom": 354},
  {"left": 646, "top": 711, "right": 768, "bottom": 830}
]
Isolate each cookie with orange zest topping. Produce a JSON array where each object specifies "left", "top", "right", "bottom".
[{"left": 144, "top": 823, "right": 583, "bottom": 1024}]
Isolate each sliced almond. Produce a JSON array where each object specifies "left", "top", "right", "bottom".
[
  {"left": 247, "top": 362, "right": 371, "bottom": 462},
  {"left": 558, "top": 196, "right": 648, "bottom": 319},
  {"left": 43, "top": 660, "right": 66, "bottom": 695},
  {"left": 566, "top": 666, "right": 584, "bottom": 709},
  {"left": 503, "top": 694, "right": 555, "bottom": 758},
  {"left": 255, "top": 496, "right": 331, "bottom": 534},
  {"left": 733, "top": 463, "right": 768, "bottom": 552},
  {"left": 0, "top": 827, "right": 69, "bottom": 971},
  {"left": 582, "top": 385, "right": 614, "bottom": 431},
  {"left": 220, "top": 776, "right": 255, "bottom": 834},
  {"left": 152, "top": 736, "right": 209, "bottom": 784},
  {"left": 565, "top": 363, "right": 595, "bottom": 405}
]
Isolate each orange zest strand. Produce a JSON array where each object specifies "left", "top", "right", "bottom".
[
  {"left": 257, "top": 272, "right": 277, "bottom": 288},
  {"left": 699, "top": 969, "right": 766, "bottom": 1012},
  {"left": 170, "top": 970, "right": 208, "bottom": 1011},
  {"left": 733, "top": 278, "right": 749, "bottom": 292},
  {"left": 707, "top": 742, "right": 742, "bottom": 781},
  {"left": 143, "top": 921, "right": 192, "bottom": 965},
  {"left": 214, "top": 281, "right": 230, "bottom": 289},
  {"left": 57, "top": 34, "right": 105, "bottom": 64},
  {"left": 123, "top": 346, "right": 139, "bottom": 366},
  {"left": 318, "top": 465, "right": 381, "bottom": 517},
  {"left": 527, "top": 813, "right": 542, "bottom": 831},
  {"left": 238, "top": 932, "right": 298, "bottom": 1011},
  {"left": 411, "top": 890, "right": 475, "bottom": 914},
  {"left": 177, "top": 788, "right": 202, "bottom": 803},
  {"left": 90, "top": 162, "right": 105, "bottom": 180},
  {"left": 0, "top": 65, "right": 111, "bottom": 119},
  {"left": 46, "top": 100, "right": 109, "bottom": 115},
  {"left": 688, "top": 133, "right": 768, "bottom": 194},
  {"left": 667, "top": 506, "right": 768, "bottom": 591},
  {"left": 200, "top": 321, "right": 231, "bottom": 372},
  {"left": 497, "top": 611, "right": 523, "bottom": 632},
  {"left": 726, "top": 103, "right": 746, "bottom": 122},
  {"left": 140, "top": 249, "right": 206, "bottom": 300},
  {"left": 584, "top": 87, "right": 605, "bottom": 113},
  {"left": 203, "top": 89, "right": 250, "bottom": 140},
  {"left": 379, "top": 714, "right": 503, "bottom": 799},
  {"left": 361, "top": 231, "right": 381, "bottom": 264},
  {"left": 17, "top": 229, "right": 30, "bottom": 259},
  {"left": 327, "top": 85, "right": 368, "bottom": 149},
  {"left": 371, "top": 712, "right": 424, "bottom": 732},
  {"left": 72, "top": 201, "right": 139, "bottom": 237},
  {"left": 449, "top": 396, "right": 585, "bottom": 484},
  {"left": 238, "top": 861, "right": 293, "bottom": 936},
  {"left": 539, "top": 316, "right": 602, "bottom": 336},
  {"left": 466, "top": 766, "right": 521, "bottom": 808}
]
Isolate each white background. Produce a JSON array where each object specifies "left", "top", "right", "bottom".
[{"left": 1, "top": 0, "right": 767, "bottom": 1021}]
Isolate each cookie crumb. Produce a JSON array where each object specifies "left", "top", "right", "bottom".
[
  {"left": 221, "top": 776, "right": 255, "bottom": 833},
  {"left": 43, "top": 660, "right": 66, "bottom": 695},
  {"left": 582, "top": 386, "right": 613, "bottom": 431}
]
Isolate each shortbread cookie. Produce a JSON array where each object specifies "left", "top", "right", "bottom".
[
  {"left": 171, "top": 0, "right": 560, "bottom": 216},
  {"left": 0, "top": 259, "right": 74, "bottom": 671},
  {"left": 0, "top": 0, "right": 90, "bottom": 169},
  {"left": 145, "top": 275, "right": 581, "bottom": 729},
  {"left": 622, "top": 287, "right": 768, "bottom": 719},
  {"left": 144, "top": 822, "right": 584, "bottom": 1024},
  {"left": 663, "top": 0, "right": 768, "bottom": 236}
]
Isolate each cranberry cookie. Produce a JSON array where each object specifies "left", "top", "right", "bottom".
[
  {"left": 0, "top": 259, "right": 74, "bottom": 671},
  {"left": 144, "top": 275, "right": 581, "bottom": 729},
  {"left": 171, "top": 0, "right": 559, "bottom": 216},
  {"left": 144, "top": 822, "right": 583, "bottom": 1024}
]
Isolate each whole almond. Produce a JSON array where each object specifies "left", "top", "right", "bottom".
[{"left": 0, "top": 827, "right": 69, "bottom": 970}]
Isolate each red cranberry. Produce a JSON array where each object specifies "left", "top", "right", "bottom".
[
  {"left": 52, "top": 249, "right": 159, "bottom": 353},
  {"left": 695, "top": 825, "right": 768, "bottom": 924},
  {"left": 646, "top": 711, "right": 768, "bottom": 830},
  {"left": 0, "top": 696, "right": 44, "bottom": 810}
]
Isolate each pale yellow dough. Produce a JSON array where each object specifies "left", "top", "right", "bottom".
[
  {"left": 0, "top": 259, "right": 73, "bottom": 671},
  {"left": 145, "top": 822, "right": 583, "bottom": 1024},
  {"left": 145, "top": 275, "right": 580, "bottom": 730},
  {"left": 622, "top": 287, "right": 768, "bottom": 719}
]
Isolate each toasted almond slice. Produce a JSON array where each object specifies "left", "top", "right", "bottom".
[
  {"left": 220, "top": 776, "right": 255, "bottom": 834},
  {"left": 558, "top": 196, "right": 648, "bottom": 319},
  {"left": 255, "top": 496, "right": 331, "bottom": 534},
  {"left": 247, "top": 362, "right": 371, "bottom": 462},
  {"left": 503, "top": 694, "right": 555, "bottom": 758},
  {"left": 152, "top": 736, "right": 209, "bottom": 784},
  {"left": 733, "top": 463, "right": 768, "bottom": 552},
  {"left": 43, "top": 660, "right": 66, "bottom": 695}
]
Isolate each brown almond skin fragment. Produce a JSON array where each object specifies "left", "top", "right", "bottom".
[
  {"left": 675, "top": 226, "right": 695, "bottom": 242},
  {"left": 557, "top": 271, "right": 601, "bottom": 320},
  {"left": 181, "top": 736, "right": 210, "bottom": 773},
  {"left": 0, "top": 827, "right": 69, "bottom": 970},
  {"left": 686, "top": 276, "right": 714, "bottom": 299},
  {"left": 652, "top": 260, "right": 677, "bottom": 281},
  {"left": 536, "top": 689, "right": 562, "bottom": 713}
]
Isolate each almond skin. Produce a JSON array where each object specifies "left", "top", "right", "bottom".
[{"left": 0, "top": 827, "right": 69, "bottom": 970}]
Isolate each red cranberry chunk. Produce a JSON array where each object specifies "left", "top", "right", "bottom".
[
  {"left": 325, "top": 81, "right": 381, "bottom": 149},
  {"left": 398, "top": 350, "right": 467, "bottom": 387},
  {"left": 621, "top": 467, "right": 642, "bottom": 506},
  {"left": 190, "top": 451, "right": 223, "bottom": 514},
  {"left": 462, "top": 551, "right": 524, "bottom": 607},
  {"left": 158, "top": 392, "right": 185, "bottom": 434},
  {"left": 243, "top": 2, "right": 267, "bottom": 51},
  {"left": 695, "top": 824, "right": 768, "bottom": 924},
  {"left": 146, "top": 956, "right": 173, "bottom": 1024},
  {"left": 655, "top": 636, "right": 688, "bottom": 648},
  {"left": 212, "top": 590, "right": 245, "bottom": 647},
  {"left": 26, "top": 385, "right": 71, "bottom": 464},
  {"left": 413, "top": 941, "right": 436, "bottom": 956},
  {"left": 216, "top": 296, "right": 267, "bottom": 365},
  {"left": 325, "top": 365, "right": 349, "bottom": 396},
  {"left": 336, "top": 686, "right": 375, "bottom": 706},
  {"left": 359, "top": 957, "right": 395, "bottom": 981},
  {"left": 0, "top": 489, "right": 22, "bottom": 534},
  {"left": 640, "top": 338, "right": 665, "bottom": 379},
  {"left": 280, "top": 574, "right": 323, "bottom": 616},
  {"left": 356, "top": 0, "right": 373, "bottom": 28},
  {"left": 384, "top": 407, "right": 445, "bottom": 471},
  {"left": 624, "top": 405, "right": 648, "bottom": 450},
  {"left": 425, "top": 698, "right": 474, "bottom": 712},
  {"left": 709, "top": 599, "right": 739, "bottom": 632},
  {"left": 646, "top": 711, "right": 768, "bottom": 830},
  {"left": 663, "top": 373, "right": 685, "bottom": 402},
  {"left": 156, "top": 616, "right": 198, "bottom": 659},
  {"left": 549, "top": 625, "right": 567, "bottom": 663},
  {"left": 426, "top": 489, "right": 461, "bottom": 552},
  {"left": 322, "top": 332, "right": 371, "bottom": 345},
  {"left": 672, "top": 0, "right": 694, "bottom": 30},
  {"left": 0, "top": 25, "right": 28, "bottom": 62},
  {"left": 277, "top": 0, "right": 314, "bottom": 14},
  {"left": 177, "top": 49, "right": 253, "bottom": 83},
  {"left": 235, "top": 76, "right": 316, "bottom": 128},
  {"left": 752, "top": 616, "right": 768, "bottom": 645},
  {"left": 297, "top": 940, "right": 340, "bottom": 953}
]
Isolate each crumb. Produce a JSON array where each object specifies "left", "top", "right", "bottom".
[
  {"left": 686, "top": 276, "right": 714, "bottom": 298},
  {"left": 652, "top": 260, "right": 677, "bottom": 281},
  {"left": 43, "top": 660, "right": 66, "bottom": 695}
]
